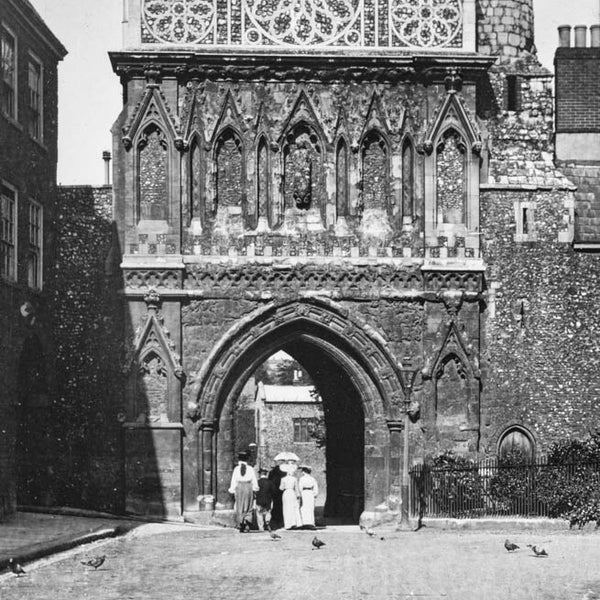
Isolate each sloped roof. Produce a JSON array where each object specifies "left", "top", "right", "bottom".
[{"left": 257, "top": 383, "right": 320, "bottom": 404}]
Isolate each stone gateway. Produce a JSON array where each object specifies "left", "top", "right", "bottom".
[{"left": 98, "top": 0, "right": 600, "bottom": 523}]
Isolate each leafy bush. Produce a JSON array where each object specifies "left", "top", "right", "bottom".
[
  {"left": 488, "top": 450, "right": 538, "bottom": 515},
  {"left": 427, "top": 452, "right": 486, "bottom": 517},
  {"left": 537, "top": 430, "right": 600, "bottom": 528}
]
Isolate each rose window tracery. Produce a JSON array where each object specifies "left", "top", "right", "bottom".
[
  {"left": 140, "top": 0, "right": 465, "bottom": 48},
  {"left": 244, "top": 0, "right": 361, "bottom": 46},
  {"left": 143, "top": 0, "right": 215, "bottom": 44},
  {"left": 391, "top": 0, "right": 462, "bottom": 48}
]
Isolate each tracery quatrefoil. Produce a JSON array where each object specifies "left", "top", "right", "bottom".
[
  {"left": 391, "top": 0, "right": 462, "bottom": 48},
  {"left": 143, "top": 0, "right": 215, "bottom": 44},
  {"left": 244, "top": 0, "right": 361, "bottom": 46}
]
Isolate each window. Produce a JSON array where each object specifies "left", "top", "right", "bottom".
[
  {"left": 293, "top": 418, "right": 316, "bottom": 443},
  {"left": 28, "top": 55, "right": 43, "bottom": 141},
  {"left": 1, "top": 25, "right": 17, "bottom": 119},
  {"left": 506, "top": 75, "right": 522, "bottom": 112},
  {"left": 1, "top": 183, "right": 17, "bottom": 281},
  {"left": 514, "top": 200, "right": 537, "bottom": 242},
  {"left": 28, "top": 200, "right": 42, "bottom": 289}
]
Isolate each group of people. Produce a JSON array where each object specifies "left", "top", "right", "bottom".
[{"left": 228, "top": 452, "right": 319, "bottom": 532}]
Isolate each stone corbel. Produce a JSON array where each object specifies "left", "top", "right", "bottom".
[
  {"left": 444, "top": 68, "right": 463, "bottom": 93},
  {"left": 143, "top": 64, "right": 162, "bottom": 87}
]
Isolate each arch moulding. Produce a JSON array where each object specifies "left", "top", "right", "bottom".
[{"left": 192, "top": 297, "right": 407, "bottom": 425}]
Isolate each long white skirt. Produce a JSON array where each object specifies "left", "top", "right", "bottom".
[
  {"left": 300, "top": 490, "right": 316, "bottom": 526},
  {"left": 282, "top": 489, "right": 301, "bottom": 529}
]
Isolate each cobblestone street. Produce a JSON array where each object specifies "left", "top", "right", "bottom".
[{"left": 1, "top": 524, "right": 599, "bottom": 600}]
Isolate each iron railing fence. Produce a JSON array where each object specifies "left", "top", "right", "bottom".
[{"left": 409, "top": 457, "right": 600, "bottom": 519}]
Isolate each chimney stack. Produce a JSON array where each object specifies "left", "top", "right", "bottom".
[
  {"left": 102, "top": 151, "right": 112, "bottom": 186},
  {"left": 574, "top": 25, "right": 587, "bottom": 48},
  {"left": 558, "top": 25, "right": 571, "bottom": 48},
  {"left": 591, "top": 25, "right": 600, "bottom": 48}
]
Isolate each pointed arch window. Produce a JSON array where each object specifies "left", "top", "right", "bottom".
[
  {"left": 361, "top": 131, "right": 389, "bottom": 212},
  {"left": 257, "top": 136, "right": 269, "bottom": 225},
  {"left": 402, "top": 138, "right": 415, "bottom": 219},
  {"left": 436, "top": 129, "right": 466, "bottom": 225},
  {"left": 214, "top": 128, "right": 243, "bottom": 215},
  {"left": 336, "top": 138, "right": 349, "bottom": 218},
  {"left": 138, "top": 124, "right": 168, "bottom": 222},
  {"left": 189, "top": 136, "right": 202, "bottom": 225}
]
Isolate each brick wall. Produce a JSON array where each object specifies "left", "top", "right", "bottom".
[
  {"left": 555, "top": 49, "right": 600, "bottom": 134},
  {"left": 0, "top": 0, "right": 65, "bottom": 518}
]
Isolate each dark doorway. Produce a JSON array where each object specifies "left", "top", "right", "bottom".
[{"left": 230, "top": 340, "right": 365, "bottom": 525}]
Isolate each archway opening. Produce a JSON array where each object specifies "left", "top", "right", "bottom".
[{"left": 222, "top": 338, "right": 366, "bottom": 526}]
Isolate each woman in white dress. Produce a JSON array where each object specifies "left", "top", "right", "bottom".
[
  {"left": 228, "top": 452, "right": 259, "bottom": 531},
  {"left": 298, "top": 466, "right": 318, "bottom": 529},
  {"left": 279, "top": 470, "right": 301, "bottom": 529}
]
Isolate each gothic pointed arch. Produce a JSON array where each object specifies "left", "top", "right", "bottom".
[
  {"left": 281, "top": 121, "right": 325, "bottom": 221},
  {"left": 209, "top": 89, "right": 246, "bottom": 146},
  {"left": 187, "top": 132, "right": 204, "bottom": 227},
  {"left": 277, "top": 89, "right": 329, "bottom": 148},
  {"left": 335, "top": 136, "right": 350, "bottom": 219},
  {"left": 424, "top": 320, "right": 479, "bottom": 382},
  {"left": 211, "top": 126, "right": 246, "bottom": 234},
  {"left": 359, "top": 91, "right": 392, "bottom": 143},
  {"left": 423, "top": 321, "right": 480, "bottom": 450},
  {"left": 136, "top": 123, "right": 170, "bottom": 222},
  {"left": 401, "top": 135, "right": 416, "bottom": 220},
  {"left": 193, "top": 297, "right": 408, "bottom": 424},
  {"left": 126, "top": 290, "right": 184, "bottom": 424},
  {"left": 422, "top": 91, "right": 482, "bottom": 249},
  {"left": 360, "top": 128, "right": 391, "bottom": 215},
  {"left": 255, "top": 133, "right": 271, "bottom": 229},
  {"left": 122, "top": 85, "right": 182, "bottom": 151},
  {"left": 423, "top": 92, "right": 481, "bottom": 155},
  {"left": 182, "top": 87, "right": 205, "bottom": 146}
]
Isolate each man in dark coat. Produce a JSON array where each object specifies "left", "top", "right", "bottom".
[{"left": 255, "top": 468, "right": 276, "bottom": 531}]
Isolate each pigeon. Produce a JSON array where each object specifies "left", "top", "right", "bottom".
[
  {"left": 270, "top": 531, "right": 282, "bottom": 541},
  {"left": 365, "top": 528, "right": 376, "bottom": 537},
  {"left": 81, "top": 555, "right": 106, "bottom": 570},
  {"left": 531, "top": 545, "right": 548, "bottom": 557},
  {"left": 504, "top": 539, "right": 519, "bottom": 552},
  {"left": 8, "top": 558, "right": 26, "bottom": 577},
  {"left": 312, "top": 536, "right": 326, "bottom": 550}
]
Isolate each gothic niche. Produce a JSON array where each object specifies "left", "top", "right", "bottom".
[
  {"left": 138, "top": 124, "right": 168, "bottom": 221},
  {"left": 402, "top": 138, "right": 414, "bottom": 220},
  {"left": 189, "top": 136, "right": 202, "bottom": 226},
  {"left": 214, "top": 128, "right": 244, "bottom": 232},
  {"left": 257, "top": 136, "right": 269, "bottom": 228},
  {"left": 336, "top": 138, "right": 349, "bottom": 218},
  {"left": 436, "top": 129, "right": 466, "bottom": 225},
  {"left": 361, "top": 130, "right": 389, "bottom": 212},
  {"left": 435, "top": 354, "right": 469, "bottom": 434},
  {"left": 137, "top": 348, "right": 168, "bottom": 423},
  {"left": 283, "top": 123, "right": 322, "bottom": 211}
]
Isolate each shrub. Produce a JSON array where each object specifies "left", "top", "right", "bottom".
[
  {"left": 488, "top": 450, "right": 539, "bottom": 515},
  {"left": 427, "top": 452, "right": 486, "bottom": 517},
  {"left": 537, "top": 430, "right": 600, "bottom": 528}
]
